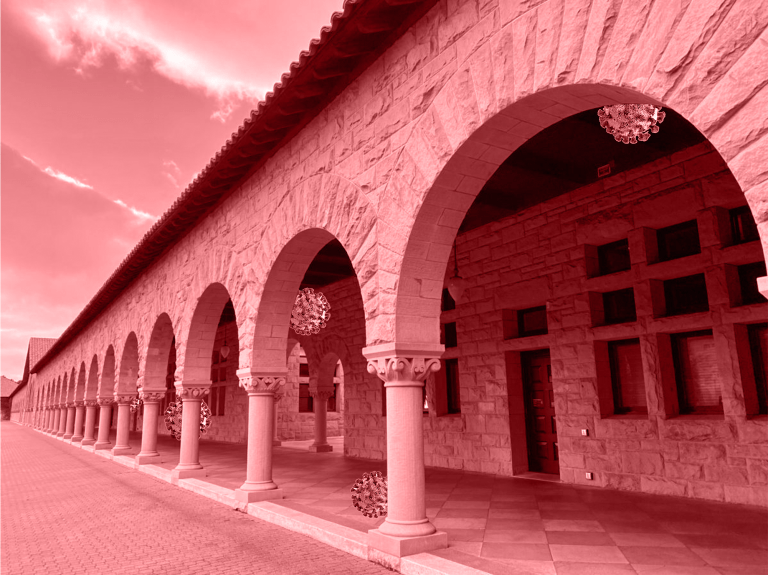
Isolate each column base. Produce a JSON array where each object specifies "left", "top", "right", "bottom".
[
  {"left": 93, "top": 442, "right": 111, "bottom": 450},
  {"left": 272, "top": 439, "right": 282, "bottom": 446},
  {"left": 81, "top": 438, "right": 96, "bottom": 446},
  {"left": 367, "top": 529, "right": 447, "bottom": 559},
  {"left": 135, "top": 453, "right": 163, "bottom": 465},
  {"left": 63, "top": 434, "right": 73, "bottom": 440},
  {"left": 234, "top": 488, "right": 283, "bottom": 503},
  {"left": 111, "top": 446, "right": 133, "bottom": 456},
  {"left": 308, "top": 444, "right": 333, "bottom": 452},
  {"left": 71, "top": 435, "right": 84, "bottom": 443},
  {"left": 171, "top": 467, "right": 207, "bottom": 480}
]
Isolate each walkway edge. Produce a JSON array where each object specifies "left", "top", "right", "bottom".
[{"left": 23, "top": 423, "right": 492, "bottom": 575}]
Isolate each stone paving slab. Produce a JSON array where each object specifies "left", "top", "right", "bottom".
[{"left": 0, "top": 423, "right": 391, "bottom": 575}]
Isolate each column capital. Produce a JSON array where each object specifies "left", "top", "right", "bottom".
[
  {"left": 236, "top": 368, "right": 286, "bottom": 394},
  {"left": 139, "top": 390, "right": 166, "bottom": 402},
  {"left": 114, "top": 394, "right": 134, "bottom": 405},
  {"left": 84, "top": 400, "right": 99, "bottom": 408},
  {"left": 363, "top": 343, "right": 443, "bottom": 387},
  {"left": 309, "top": 389, "right": 335, "bottom": 400},
  {"left": 74, "top": 400, "right": 84, "bottom": 407},
  {"left": 96, "top": 397, "right": 113, "bottom": 407},
  {"left": 174, "top": 380, "right": 210, "bottom": 400}
]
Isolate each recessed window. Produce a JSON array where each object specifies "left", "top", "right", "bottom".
[
  {"left": 657, "top": 220, "right": 701, "bottom": 261},
  {"left": 730, "top": 206, "right": 759, "bottom": 245},
  {"left": 299, "top": 383, "right": 313, "bottom": 413},
  {"left": 518, "top": 306, "right": 548, "bottom": 337},
  {"left": 598, "top": 239, "right": 631, "bottom": 275},
  {"left": 442, "top": 322, "right": 458, "bottom": 348},
  {"left": 441, "top": 288, "right": 456, "bottom": 311},
  {"left": 609, "top": 339, "right": 647, "bottom": 414},
  {"left": 299, "top": 362, "right": 309, "bottom": 378},
  {"left": 603, "top": 288, "right": 637, "bottom": 324},
  {"left": 748, "top": 324, "right": 768, "bottom": 415},
  {"left": 444, "top": 358, "right": 461, "bottom": 414},
  {"left": 739, "top": 262, "right": 768, "bottom": 306},
  {"left": 672, "top": 330, "right": 723, "bottom": 415},
  {"left": 664, "top": 274, "right": 709, "bottom": 316}
]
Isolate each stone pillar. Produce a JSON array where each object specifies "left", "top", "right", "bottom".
[
  {"left": 171, "top": 382, "right": 209, "bottom": 480},
  {"left": 272, "top": 393, "right": 283, "bottom": 446},
  {"left": 111, "top": 403, "right": 119, "bottom": 429},
  {"left": 363, "top": 343, "right": 447, "bottom": 558},
  {"left": 44, "top": 408, "right": 52, "bottom": 432},
  {"left": 111, "top": 395, "right": 134, "bottom": 455},
  {"left": 136, "top": 391, "right": 165, "bottom": 465},
  {"left": 94, "top": 398, "right": 113, "bottom": 450},
  {"left": 71, "top": 401, "right": 86, "bottom": 442},
  {"left": 63, "top": 404, "right": 75, "bottom": 439},
  {"left": 234, "top": 369, "right": 285, "bottom": 503},
  {"left": 82, "top": 400, "right": 98, "bottom": 445},
  {"left": 309, "top": 389, "right": 334, "bottom": 452},
  {"left": 56, "top": 405, "right": 67, "bottom": 436}
]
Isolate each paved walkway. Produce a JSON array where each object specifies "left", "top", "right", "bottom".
[
  {"left": 10, "top": 423, "right": 768, "bottom": 574},
  {"left": 0, "top": 423, "right": 390, "bottom": 575}
]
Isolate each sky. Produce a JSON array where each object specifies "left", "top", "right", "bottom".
[{"left": 1, "top": 0, "right": 344, "bottom": 380}]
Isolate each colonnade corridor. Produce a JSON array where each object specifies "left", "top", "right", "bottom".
[{"left": 27, "top": 420, "right": 768, "bottom": 574}]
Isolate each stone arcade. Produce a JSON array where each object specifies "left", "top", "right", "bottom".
[{"left": 11, "top": 0, "right": 768, "bottom": 566}]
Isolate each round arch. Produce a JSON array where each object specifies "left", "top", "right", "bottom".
[
  {"left": 75, "top": 362, "right": 87, "bottom": 402},
  {"left": 116, "top": 333, "right": 139, "bottom": 394},
  {"left": 143, "top": 313, "right": 176, "bottom": 391},
  {"left": 85, "top": 355, "right": 99, "bottom": 401},
  {"left": 99, "top": 346, "right": 116, "bottom": 398}
]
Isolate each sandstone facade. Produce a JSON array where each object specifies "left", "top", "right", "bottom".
[{"left": 13, "top": 0, "right": 768, "bottom": 512}]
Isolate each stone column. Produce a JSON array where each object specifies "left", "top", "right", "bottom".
[
  {"left": 136, "top": 390, "right": 165, "bottom": 465},
  {"left": 56, "top": 405, "right": 67, "bottom": 437},
  {"left": 82, "top": 400, "right": 98, "bottom": 445},
  {"left": 63, "top": 404, "right": 75, "bottom": 439},
  {"left": 71, "top": 401, "right": 86, "bottom": 442},
  {"left": 363, "top": 343, "right": 447, "bottom": 558},
  {"left": 171, "top": 382, "right": 209, "bottom": 480},
  {"left": 234, "top": 369, "right": 285, "bottom": 503},
  {"left": 111, "top": 395, "right": 134, "bottom": 455},
  {"left": 111, "top": 403, "right": 119, "bottom": 429},
  {"left": 44, "top": 408, "right": 51, "bottom": 432},
  {"left": 309, "top": 389, "right": 334, "bottom": 452},
  {"left": 94, "top": 398, "right": 113, "bottom": 450},
  {"left": 272, "top": 393, "right": 283, "bottom": 446}
]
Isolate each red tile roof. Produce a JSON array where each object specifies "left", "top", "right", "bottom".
[
  {"left": 33, "top": 0, "right": 438, "bottom": 373},
  {"left": 1, "top": 376, "right": 19, "bottom": 398}
]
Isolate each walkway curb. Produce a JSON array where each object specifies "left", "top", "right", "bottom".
[{"left": 22, "top": 423, "right": 482, "bottom": 575}]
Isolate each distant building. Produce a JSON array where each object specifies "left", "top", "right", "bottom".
[
  {"left": 9, "top": 338, "right": 57, "bottom": 421},
  {"left": 1, "top": 376, "right": 19, "bottom": 420}
]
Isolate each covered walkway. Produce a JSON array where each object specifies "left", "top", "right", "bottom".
[{"left": 42, "top": 427, "right": 768, "bottom": 575}]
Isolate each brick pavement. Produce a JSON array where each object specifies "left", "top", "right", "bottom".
[{"left": 1, "top": 423, "right": 392, "bottom": 575}]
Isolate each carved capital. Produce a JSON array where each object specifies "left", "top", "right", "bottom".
[
  {"left": 236, "top": 368, "right": 286, "bottom": 394},
  {"left": 363, "top": 343, "right": 443, "bottom": 387},
  {"left": 139, "top": 390, "right": 166, "bottom": 402},
  {"left": 97, "top": 397, "right": 113, "bottom": 407},
  {"left": 114, "top": 394, "right": 134, "bottom": 405},
  {"left": 84, "top": 400, "right": 99, "bottom": 408},
  {"left": 74, "top": 400, "right": 84, "bottom": 407},
  {"left": 309, "top": 389, "right": 335, "bottom": 400},
  {"left": 174, "top": 380, "right": 210, "bottom": 400}
]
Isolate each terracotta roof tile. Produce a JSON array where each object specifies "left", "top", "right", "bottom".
[{"left": 1, "top": 376, "right": 19, "bottom": 398}]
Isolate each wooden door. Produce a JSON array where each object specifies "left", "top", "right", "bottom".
[{"left": 522, "top": 350, "right": 559, "bottom": 474}]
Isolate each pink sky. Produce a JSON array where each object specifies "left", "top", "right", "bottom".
[{"left": 1, "top": 0, "right": 344, "bottom": 380}]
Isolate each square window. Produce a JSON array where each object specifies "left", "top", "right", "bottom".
[
  {"left": 444, "top": 358, "right": 461, "bottom": 414},
  {"left": 603, "top": 288, "right": 637, "bottom": 324},
  {"left": 441, "top": 288, "right": 456, "bottom": 311},
  {"left": 608, "top": 339, "right": 647, "bottom": 414},
  {"left": 664, "top": 274, "right": 709, "bottom": 316},
  {"left": 748, "top": 324, "right": 768, "bottom": 415},
  {"left": 730, "top": 206, "right": 759, "bottom": 245},
  {"left": 672, "top": 330, "right": 723, "bottom": 415},
  {"left": 442, "top": 322, "right": 458, "bottom": 348},
  {"left": 738, "top": 262, "right": 768, "bottom": 306},
  {"left": 597, "top": 239, "right": 631, "bottom": 276},
  {"left": 299, "top": 383, "right": 313, "bottom": 413},
  {"left": 657, "top": 220, "right": 701, "bottom": 261},
  {"left": 518, "top": 306, "right": 548, "bottom": 337}
]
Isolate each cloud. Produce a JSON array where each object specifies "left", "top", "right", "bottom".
[
  {"left": 1, "top": 143, "right": 155, "bottom": 379},
  {"left": 114, "top": 199, "right": 156, "bottom": 222},
  {"left": 162, "top": 159, "right": 182, "bottom": 188},
  {"left": 42, "top": 166, "right": 93, "bottom": 189},
  {"left": 22, "top": 2, "right": 264, "bottom": 121}
]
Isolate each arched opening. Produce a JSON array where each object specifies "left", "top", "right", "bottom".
[
  {"left": 75, "top": 362, "right": 87, "bottom": 403},
  {"left": 85, "top": 355, "right": 99, "bottom": 401},
  {"left": 117, "top": 333, "right": 139, "bottom": 395},
  {"left": 100, "top": 346, "right": 116, "bottom": 399},
  {"left": 395, "top": 85, "right": 767, "bottom": 504}
]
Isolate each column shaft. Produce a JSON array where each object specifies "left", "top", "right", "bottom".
[
  {"left": 112, "top": 399, "right": 132, "bottom": 454},
  {"left": 309, "top": 390, "right": 333, "bottom": 452},
  {"left": 136, "top": 392, "right": 164, "bottom": 464},
  {"left": 63, "top": 406, "right": 75, "bottom": 439},
  {"left": 94, "top": 401, "right": 112, "bottom": 449},
  {"left": 72, "top": 404, "right": 85, "bottom": 442},
  {"left": 172, "top": 398, "right": 204, "bottom": 477},
  {"left": 82, "top": 403, "right": 97, "bottom": 445},
  {"left": 57, "top": 407, "right": 67, "bottom": 436}
]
